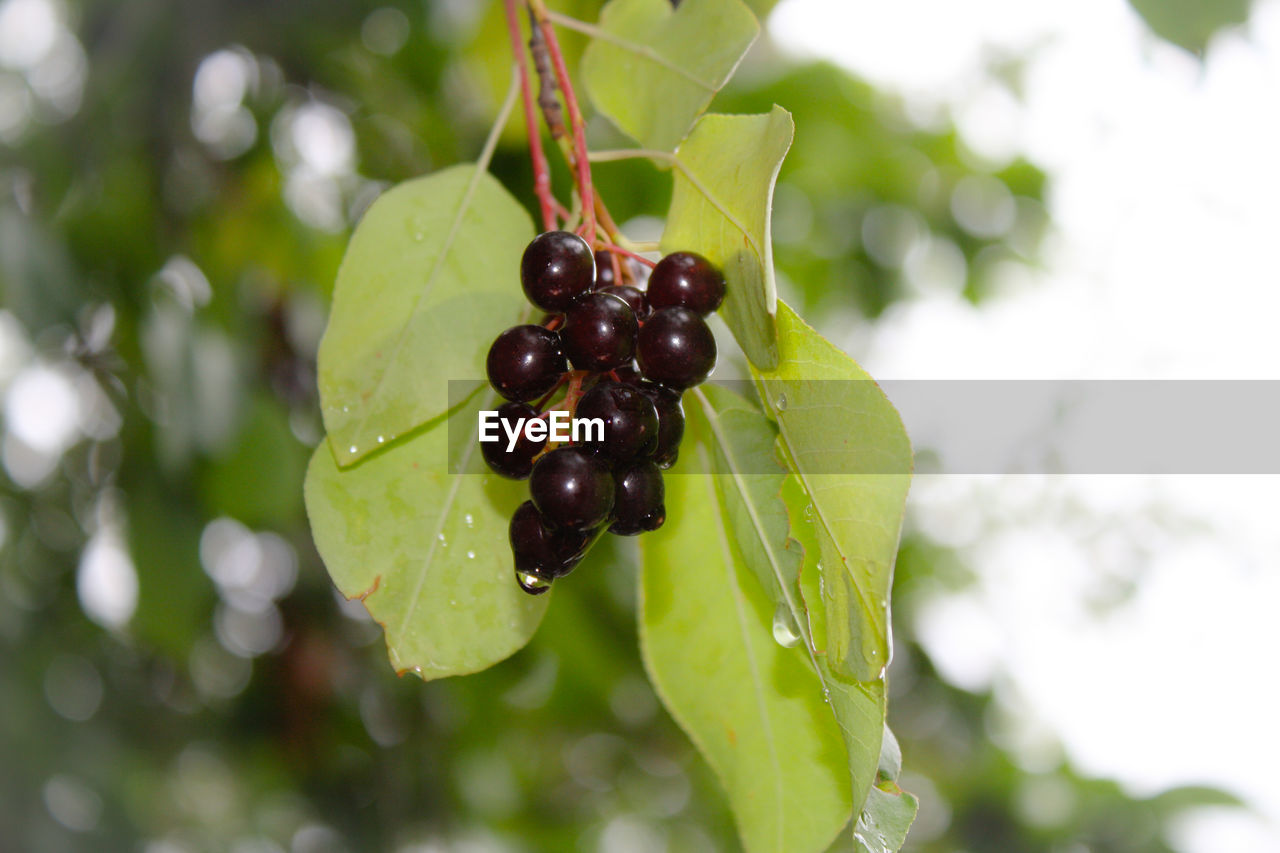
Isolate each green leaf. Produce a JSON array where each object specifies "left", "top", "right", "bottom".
[
  {"left": 303, "top": 389, "right": 548, "bottom": 679},
  {"left": 316, "top": 164, "right": 534, "bottom": 467},
  {"left": 752, "top": 301, "right": 912, "bottom": 683},
  {"left": 689, "top": 383, "right": 801, "bottom": 612},
  {"left": 1127, "top": 0, "right": 1250, "bottom": 54},
  {"left": 853, "top": 727, "right": 918, "bottom": 853},
  {"left": 582, "top": 0, "right": 759, "bottom": 152},
  {"left": 640, "top": 442, "right": 854, "bottom": 853},
  {"left": 662, "top": 107, "right": 793, "bottom": 369},
  {"left": 689, "top": 382, "right": 887, "bottom": 826}
]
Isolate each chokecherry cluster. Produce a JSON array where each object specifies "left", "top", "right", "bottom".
[{"left": 484, "top": 230, "right": 725, "bottom": 594}]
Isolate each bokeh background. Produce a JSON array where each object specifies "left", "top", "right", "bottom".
[{"left": 2, "top": 0, "right": 1277, "bottom": 850}]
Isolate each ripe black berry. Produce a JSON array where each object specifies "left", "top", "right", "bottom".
[
  {"left": 636, "top": 307, "right": 716, "bottom": 389},
  {"left": 529, "top": 446, "right": 615, "bottom": 530},
  {"left": 647, "top": 251, "right": 725, "bottom": 316},
  {"left": 486, "top": 325, "right": 568, "bottom": 402},
  {"left": 481, "top": 401, "right": 544, "bottom": 479},
  {"left": 636, "top": 382, "right": 684, "bottom": 469},
  {"left": 575, "top": 380, "right": 659, "bottom": 461},
  {"left": 597, "top": 284, "right": 650, "bottom": 321},
  {"left": 509, "top": 500, "right": 593, "bottom": 588},
  {"left": 593, "top": 249, "right": 618, "bottom": 286},
  {"left": 521, "top": 230, "right": 595, "bottom": 312},
  {"left": 610, "top": 461, "right": 666, "bottom": 535},
  {"left": 560, "top": 292, "right": 638, "bottom": 373}
]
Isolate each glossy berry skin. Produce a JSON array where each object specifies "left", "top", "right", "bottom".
[
  {"left": 636, "top": 307, "right": 716, "bottom": 389},
  {"left": 636, "top": 382, "right": 685, "bottom": 468},
  {"left": 486, "top": 324, "right": 567, "bottom": 402},
  {"left": 593, "top": 250, "right": 618, "bottom": 286},
  {"left": 610, "top": 461, "right": 666, "bottom": 535},
  {"left": 509, "top": 500, "right": 593, "bottom": 581},
  {"left": 521, "top": 230, "right": 595, "bottom": 312},
  {"left": 560, "top": 292, "right": 638, "bottom": 373},
  {"left": 647, "top": 251, "right": 725, "bottom": 316},
  {"left": 597, "top": 284, "right": 650, "bottom": 321},
  {"left": 575, "top": 380, "right": 659, "bottom": 461},
  {"left": 529, "top": 446, "right": 615, "bottom": 530},
  {"left": 481, "top": 402, "right": 544, "bottom": 479}
]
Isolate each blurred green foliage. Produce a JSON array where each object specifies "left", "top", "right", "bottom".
[{"left": 0, "top": 0, "right": 1244, "bottom": 850}]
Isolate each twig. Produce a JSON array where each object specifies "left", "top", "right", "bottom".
[
  {"left": 527, "top": 0, "right": 597, "bottom": 242},
  {"left": 503, "top": 0, "right": 557, "bottom": 231}
]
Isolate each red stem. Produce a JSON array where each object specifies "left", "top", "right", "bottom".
[
  {"left": 599, "top": 243, "right": 657, "bottom": 269},
  {"left": 503, "top": 0, "right": 557, "bottom": 231},
  {"left": 532, "top": 10, "right": 597, "bottom": 242}
]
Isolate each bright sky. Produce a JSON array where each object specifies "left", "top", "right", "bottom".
[{"left": 771, "top": 0, "right": 1280, "bottom": 849}]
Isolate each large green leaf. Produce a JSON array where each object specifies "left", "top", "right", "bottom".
[
  {"left": 582, "top": 0, "right": 759, "bottom": 152},
  {"left": 640, "top": 442, "right": 853, "bottom": 853},
  {"left": 689, "top": 382, "right": 887, "bottom": 828},
  {"left": 662, "top": 108, "right": 792, "bottom": 369},
  {"left": 316, "top": 164, "right": 533, "bottom": 467},
  {"left": 304, "top": 390, "right": 548, "bottom": 679},
  {"left": 752, "top": 301, "right": 912, "bottom": 683}
]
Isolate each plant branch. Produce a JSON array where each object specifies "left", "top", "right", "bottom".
[
  {"left": 480, "top": 66, "right": 523, "bottom": 176},
  {"left": 527, "top": 0, "right": 597, "bottom": 242},
  {"left": 503, "top": 0, "right": 557, "bottom": 230}
]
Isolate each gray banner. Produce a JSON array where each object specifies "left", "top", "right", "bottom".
[{"left": 445, "top": 379, "right": 1280, "bottom": 475}]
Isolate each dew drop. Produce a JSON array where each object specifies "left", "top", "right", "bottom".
[
  {"left": 771, "top": 603, "right": 802, "bottom": 648},
  {"left": 436, "top": 533, "right": 447, "bottom": 547},
  {"left": 466, "top": 550, "right": 476, "bottom": 560},
  {"left": 376, "top": 435, "right": 385, "bottom": 445},
  {"left": 775, "top": 393, "right": 788, "bottom": 412},
  {"left": 515, "top": 570, "right": 551, "bottom": 595},
  {"left": 463, "top": 513, "right": 475, "bottom": 528},
  {"left": 348, "top": 445, "right": 358, "bottom": 455},
  {"left": 803, "top": 503, "right": 815, "bottom": 521}
]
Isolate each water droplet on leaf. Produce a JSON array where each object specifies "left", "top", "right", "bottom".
[
  {"left": 771, "top": 603, "right": 802, "bottom": 648},
  {"left": 348, "top": 445, "right": 358, "bottom": 454},
  {"left": 775, "top": 393, "right": 788, "bottom": 411},
  {"left": 466, "top": 550, "right": 476, "bottom": 560}
]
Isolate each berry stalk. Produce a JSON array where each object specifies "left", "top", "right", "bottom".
[
  {"left": 503, "top": 0, "right": 557, "bottom": 231},
  {"left": 526, "top": 0, "right": 597, "bottom": 241}
]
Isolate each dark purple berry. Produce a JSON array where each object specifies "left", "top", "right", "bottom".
[
  {"left": 575, "top": 380, "right": 659, "bottom": 461},
  {"left": 597, "top": 284, "right": 650, "bottom": 321},
  {"left": 486, "top": 325, "right": 567, "bottom": 402},
  {"left": 647, "top": 251, "right": 725, "bottom": 316},
  {"left": 636, "top": 307, "right": 716, "bottom": 389},
  {"left": 610, "top": 461, "right": 665, "bottom": 535},
  {"left": 636, "top": 382, "right": 684, "bottom": 469},
  {"left": 509, "top": 500, "right": 593, "bottom": 586},
  {"left": 529, "top": 446, "right": 615, "bottom": 530},
  {"left": 593, "top": 250, "right": 618, "bottom": 286},
  {"left": 561, "top": 292, "right": 638, "bottom": 373},
  {"left": 522, "top": 231, "right": 595, "bottom": 312},
  {"left": 612, "top": 362, "right": 643, "bottom": 384},
  {"left": 481, "top": 401, "right": 544, "bottom": 479}
]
